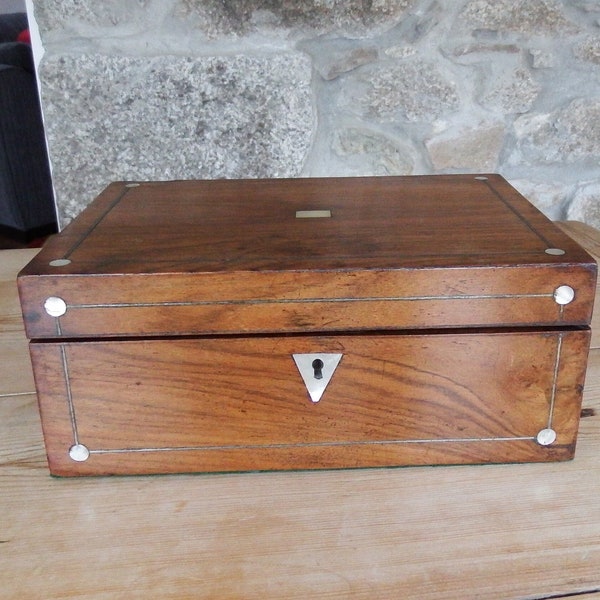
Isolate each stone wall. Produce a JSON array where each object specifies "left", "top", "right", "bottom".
[{"left": 30, "top": 0, "right": 600, "bottom": 227}]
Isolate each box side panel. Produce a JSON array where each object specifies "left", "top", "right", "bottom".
[
  {"left": 31, "top": 329, "right": 590, "bottom": 476},
  {"left": 556, "top": 221, "right": 600, "bottom": 348}
]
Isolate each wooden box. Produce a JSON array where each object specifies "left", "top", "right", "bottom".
[{"left": 18, "top": 175, "right": 597, "bottom": 476}]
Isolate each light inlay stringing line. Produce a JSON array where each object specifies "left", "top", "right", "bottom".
[
  {"left": 60, "top": 345, "right": 80, "bottom": 446},
  {"left": 59, "top": 328, "right": 563, "bottom": 458},
  {"left": 64, "top": 290, "right": 554, "bottom": 311},
  {"left": 547, "top": 333, "right": 564, "bottom": 429}
]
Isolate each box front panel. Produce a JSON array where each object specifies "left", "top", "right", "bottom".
[{"left": 31, "top": 329, "right": 589, "bottom": 476}]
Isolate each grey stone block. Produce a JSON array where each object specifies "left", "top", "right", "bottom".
[
  {"left": 33, "top": 0, "right": 414, "bottom": 38},
  {"left": 459, "top": 0, "right": 579, "bottom": 35},
  {"left": 567, "top": 182, "right": 600, "bottom": 229},
  {"left": 528, "top": 48, "right": 556, "bottom": 69},
  {"left": 32, "top": 0, "right": 153, "bottom": 32},
  {"left": 39, "top": 53, "right": 313, "bottom": 224},
  {"left": 301, "top": 38, "right": 378, "bottom": 81},
  {"left": 574, "top": 37, "right": 600, "bottom": 65},
  {"left": 480, "top": 67, "right": 541, "bottom": 114},
  {"left": 448, "top": 43, "right": 520, "bottom": 59},
  {"left": 173, "top": 0, "right": 413, "bottom": 38},
  {"left": 511, "top": 98, "right": 600, "bottom": 165},
  {"left": 350, "top": 59, "right": 460, "bottom": 122},
  {"left": 426, "top": 122, "right": 505, "bottom": 172},
  {"left": 332, "top": 127, "right": 415, "bottom": 176}
]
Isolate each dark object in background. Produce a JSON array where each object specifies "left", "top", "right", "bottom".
[{"left": 0, "top": 12, "right": 57, "bottom": 244}]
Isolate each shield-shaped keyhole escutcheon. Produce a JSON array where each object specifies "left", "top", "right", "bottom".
[{"left": 292, "top": 353, "right": 343, "bottom": 403}]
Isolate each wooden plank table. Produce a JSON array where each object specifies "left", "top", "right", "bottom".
[{"left": 1, "top": 222, "right": 600, "bottom": 599}]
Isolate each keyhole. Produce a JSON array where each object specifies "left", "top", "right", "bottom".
[{"left": 312, "top": 358, "right": 324, "bottom": 380}]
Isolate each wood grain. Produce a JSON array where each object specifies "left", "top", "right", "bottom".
[
  {"left": 2, "top": 236, "right": 600, "bottom": 599},
  {"left": 0, "top": 249, "right": 39, "bottom": 395},
  {"left": 0, "top": 331, "right": 35, "bottom": 395},
  {"left": 32, "top": 330, "right": 588, "bottom": 476},
  {"left": 0, "top": 248, "right": 39, "bottom": 333},
  {"left": 20, "top": 176, "right": 595, "bottom": 274}
]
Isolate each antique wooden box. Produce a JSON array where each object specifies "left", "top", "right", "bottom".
[{"left": 18, "top": 174, "right": 597, "bottom": 476}]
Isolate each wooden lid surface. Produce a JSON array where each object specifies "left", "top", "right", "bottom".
[{"left": 18, "top": 175, "right": 597, "bottom": 338}]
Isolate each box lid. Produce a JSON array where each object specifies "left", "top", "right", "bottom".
[{"left": 18, "top": 174, "right": 597, "bottom": 339}]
